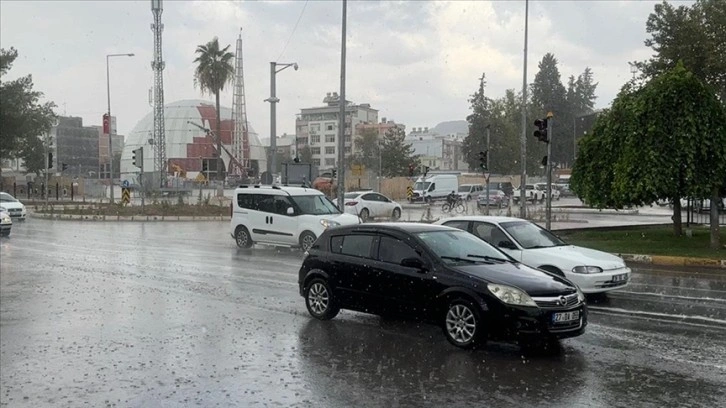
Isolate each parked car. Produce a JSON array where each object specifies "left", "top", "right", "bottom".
[
  {"left": 512, "top": 184, "right": 545, "bottom": 204},
  {"left": 457, "top": 184, "right": 484, "bottom": 201},
  {"left": 477, "top": 190, "right": 509, "bottom": 209},
  {"left": 535, "top": 183, "right": 560, "bottom": 201},
  {"left": 344, "top": 191, "right": 402, "bottom": 221},
  {"left": 410, "top": 174, "right": 458, "bottom": 203},
  {"left": 556, "top": 183, "right": 573, "bottom": 197},
  {"left": 434, "top": 216, "right": 631, "bottom": 294},
  {"left": 298, "top": 223, "right": 587, "bottom": 349},
  {"left": 230, "top": 185, "right": 360, "bottom": 251},
  {"left": 0, "top": 192, "right": 27, "bottom": 220},
  {"left": 0, "top": 207, "right": 12, "bottom": 237},
  {"left": 491, "top": 182, "right": 514, "bottom": 197}
]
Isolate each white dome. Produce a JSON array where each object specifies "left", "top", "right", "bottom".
[{"left": 120, "top": 99, "right": 266, "bottom": 181}]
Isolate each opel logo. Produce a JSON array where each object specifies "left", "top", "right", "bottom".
[{"left": 558, "top": 296, "right": 567, "bottom": 306}]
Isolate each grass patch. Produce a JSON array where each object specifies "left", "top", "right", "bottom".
[
  {"left": 557, "top": 225, "right": 726, "bottom": 259},
  {"left": 37, "top": 203, "right": 229, "bottom": 217}
]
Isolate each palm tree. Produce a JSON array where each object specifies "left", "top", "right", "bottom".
[{"left": 193, "top": 37, "right": 235, "bottom": 181}]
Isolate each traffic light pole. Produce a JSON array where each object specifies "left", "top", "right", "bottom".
[
  {"left": 485, "top": 125, "right": 491, "bottom": 215},
  {"left": 546, "top": 114, "right": 553, "bottom": 230}
]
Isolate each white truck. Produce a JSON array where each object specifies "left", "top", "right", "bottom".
[
  {"left": 512, "top": 184, "right": 546, "bottom": 204},
  {"left": 410, "top": 174, "right": 458, "bottom": 203}
]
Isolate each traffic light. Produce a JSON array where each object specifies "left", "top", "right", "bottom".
[
  {"left": 478, "top": 151, "right": 488, "bottom": 170},
  {"left": 293, "top": 156, "right": 300, "bottom": 163},
  {"left": 332, "top": 168, "right": 337, "bottom": 178},
  {"left": 534, "top": 119, "right": 549, "bottom": 143},
  {"left": 423, "top": 166, "right": 430, "bottom": 177},
  {"left": 541, "top": 155, "right": 548, "bottom": 166},
  {"left": 48, "top": 152, "right": 53, "bottom": 169},
  {"left": 132, "top": 147, "right": 143, "bottom": 169},
  {"left": 62, "top": 163, "right": 68, "bottom": 171},
  {"left": 408, "top": 164, "right": 415, "bottom": 177}
]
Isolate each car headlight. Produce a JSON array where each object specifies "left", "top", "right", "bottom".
[
  {"left": 320, "top": 219, "right": 340, "bottom": 229},
  {"left": 487, "top": 283, "right": 537, "bottom": 307},
  {"left": 572, "top": 266, "right": 603, "bottom": 274},
  {"left": 1, "top": 215, "right": 10, "bottom": 223}
]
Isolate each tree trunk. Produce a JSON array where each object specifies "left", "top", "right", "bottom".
[
  {"left": 710, "top": 185, "right": 721, "bottom": 250},
  {"left": 672, "top": 198, "right": 683, "bottom": 236},
  {"left": 215, "top": 91, "right": 223, "bottom": 182}
]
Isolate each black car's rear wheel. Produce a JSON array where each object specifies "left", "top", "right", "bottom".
[
  {"left": 443, "top": 298, "right": 483, "bottom": 348},
  {"left": 305, "top": 278, "right": 340, "bottom": 320}
]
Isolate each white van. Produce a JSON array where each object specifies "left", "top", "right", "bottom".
[
  {"left": 411, "top": 174, "right": 458, "bottom": 202},
  {"left": 230, "top": 185, "right": 360, "bottom": 251}
]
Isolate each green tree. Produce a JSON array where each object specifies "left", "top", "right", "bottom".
[
  {"left": 0, "top": 47, "right": 56, "bottom": 172},
  {"left": 635, "top": 0, "right": 726, "bottom": 103},
  {"left": 298, "top": 145, "right": 313, "bottom": 164},
  {"left": 349, "top": 128, "right": 380, "bottom": 171},
  {"left": 193, "top": 37, "right": 235, "bottom": 181},
  {"left": 380, "top": 126, "right": 418, "bottom": 177},
  {"left": 572, "top": 63, "right": 726, "bottom": 247}
]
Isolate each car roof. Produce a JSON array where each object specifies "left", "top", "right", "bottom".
[
  {"left": 235, "top": 185, "right": 322, "bottom": 196},
  {"left": 438, "top": 215, "right": 527, "bottom": 225},
  {"left": 347, "top": 191, "right": 379, "bottom": 195},
  {"left": 332, "top": 222, "right": 456, "bottom": 234}
]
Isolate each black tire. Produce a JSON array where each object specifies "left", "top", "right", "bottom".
[
  {"left": 234, "top": 226, "right": 252, "bottom": 249},
  {"left": 455, "top": 203, "right": 466, "bottom": 213},
  {"left": 442, "top": 298, "right": 484, "bottom": 349},
  {"left": 299, "top": 231, "right": 317, "bottom": 252},
  {"left": 0, "top": 231, "right": 9, "bottom": 237},
  {"left": 391, "top": 207, "right": 401, "bottom": 220},
  {"left": 304, "top": 278, "right": 340, "bottom": 320},
  {"left": 359, "top": 208, "right": 370, "bottom": 222},
  {"left": 442, "top": 203, "right": 451, "bottom": 213}
]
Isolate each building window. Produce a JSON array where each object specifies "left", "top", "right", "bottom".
[
  {"left": 325, "top": 134, "right": 336, "bottom": 143},
  {"left": 325, "top": 158, "right": 335, "bottom": 166},
  {"left": 311, "top": 134, "right": 320, "bottom": 144},
  {"left": 310, "top": 123, "right": 320, "bottom": 132},
  {"left": 297, "top": 137, "right": 308, "bottom": 145},
  {"left": 344, "top": 147, "right": 351, "bottom": 154},
  {"left": 326, "top": 123, "right": 336, "bottom": 131},
  {"left": 345, "top": 135, "right": 351, "bottom": 143},
  {"left": 325, "top": 146, "right": 335, "bottom": 154},
  {"left": 313, "top": 159, "right": 321, "bottom": 166},
  {"left": 311, "top": 147, "right": 321, "bottom": 155}
]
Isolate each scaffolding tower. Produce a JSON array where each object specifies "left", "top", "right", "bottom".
[{"left": 231, "top": 28, "right": 250, "bottom": 176}]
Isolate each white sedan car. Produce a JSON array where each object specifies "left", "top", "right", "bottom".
[
  {"left": 344, "top": 191, "right": 402, "bottom": 221},
  {"left": 0, "top": 192, "right": 27, "bottom": 220},
  {"left": 434, "top": 216, "right": 631, "bottom": 294}
]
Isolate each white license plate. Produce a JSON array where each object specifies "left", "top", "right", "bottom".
[
  {"left": 612, "top": 273, "right": 628, "bottom": 282},
  {"left": 552, "top": 310, "right": 580, "bottom": 323}
]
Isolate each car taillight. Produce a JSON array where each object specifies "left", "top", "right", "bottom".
[{"left": 345, "top": 201, "right": 358, "bottom": 206}]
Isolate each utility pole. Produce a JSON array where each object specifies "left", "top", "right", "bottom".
[
  {"left": 269, "top": 62, "right": 277, "bottom": 179},
  {"left": 545, "top": 112, "right": 553, "bottom": 230},
  {"left": 485, "top": 125, "right": 491, "bottom": 215},
  {"left": 519, "top": 0, "right": 529, "bottom": 218},
  {"left": 336, "top": 0, "right": 348, "bottom": 210}
]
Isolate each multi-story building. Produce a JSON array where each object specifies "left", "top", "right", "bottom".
[
  {"left": 295, "top": 92, "right": 378, "bottom": 169},
  {"left": 354, "top": 117, "right": 405, "bottom": 147},
  {"left": 51, "top": 117, "right": 106, "bottom": 178},
  {"left": 407, "top": 126, "right": 467, "bottom": 171}
]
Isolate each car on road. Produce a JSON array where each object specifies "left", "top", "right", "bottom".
[
  {"left": 0, "top": 192, "right": 27, "bottom": 220},
  {"left": 477, "top": 189, "right": 509, "bottom": 209},
  {"left": 457, "top": 184, "right": 484, "bottom": 201},
  {"left": 434, "top": 216, "right": 631, "bottom": 294},
  {"left": 535, "top": 183, "right": 560, "bottom": 201},
  {"left": 230, "top": 185, "right": 360, "bottom": 251},
  {"left": 343, "top": 191, "right": 402, "bottom": 221},
  {"left": 298, "top": 223, "right": 587, "bottom": 349},
  {"left": 512, "top": 184, "right": 545, "bottom": 204},
  {"left": 0, "top": 207, "right": 12, "bottom": 237}
]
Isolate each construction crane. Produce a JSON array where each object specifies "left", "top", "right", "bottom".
[{"left": 187, "top": 121, "right": 248, "bottom": 178}]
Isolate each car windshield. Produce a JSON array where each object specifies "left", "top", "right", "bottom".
[
  {"left": 290, "top": 195, "right": 341, "bottom": 215},
  {"left": 500, "top": 221, "right": 567, "bottom": 249},
  {"left": 416, "top": 230, "right": 512, "bottom": 264},
  {"left": 458, "top": 186, "right": 471, "bottom": 192},
  {"left": 0, "top": 193, "right": 18, "bottom": 202},
  {"left": 413, "top": 182, "right": 431, "bottom": 191},
  {"left": 344, "top": 193, "right": 359, "bottom": 199}
]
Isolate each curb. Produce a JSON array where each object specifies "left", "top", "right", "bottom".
[
  {"left": 550, "top": 207, "right": 639, "bottom": 215},
  {"left": 618, "top": 253, "right": 726, "bottom": 269},
  {"left": 29, "top": 213, "right": 229, "bottom": 222},
  {"left": 588, "top": 306, "right": 726, "bottom": 328}
]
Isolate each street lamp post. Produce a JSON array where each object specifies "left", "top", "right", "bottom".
[
  {"left": 106, "top": 53, "right": 134, "bottom": 203},
  {"left": 266, "top": 62, "right": 298, "bottom": 182}
]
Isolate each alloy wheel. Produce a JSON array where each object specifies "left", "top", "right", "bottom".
[{"left": 446, "top": 304, "right": 477, "bottom": 344}]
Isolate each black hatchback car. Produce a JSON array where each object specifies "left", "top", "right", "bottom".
[{"left": 298, "top": 223, "right": 587, "bottom": 349}]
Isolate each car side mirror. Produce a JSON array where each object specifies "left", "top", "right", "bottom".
[
  {"left": 401, "top": 257, "right": 426, "bottom": 271},
  {"left": 498, "top": 240, "right": 517, "bottom": 250},
  {"left": 286, "top": 207, "right": 295, "bottom": 215}
]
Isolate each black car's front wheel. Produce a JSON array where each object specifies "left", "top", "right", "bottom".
[
  {"left": 305, "top": 278, "right": 340, "bottom": 320},
  {"left": 443, "top": 298, "right": 483, "bottom": 348}
]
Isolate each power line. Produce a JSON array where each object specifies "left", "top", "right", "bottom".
[{"left": 276, "top": 0, "right": 309, "bottom": 61}]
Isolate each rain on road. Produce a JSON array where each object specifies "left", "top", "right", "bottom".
[{"left": 1, "top": 220, "right": 725, "bottom": 407}]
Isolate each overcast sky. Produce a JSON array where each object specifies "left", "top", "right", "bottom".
[{"left": 1, "top": 0, "right": 693, "bottom": 140}]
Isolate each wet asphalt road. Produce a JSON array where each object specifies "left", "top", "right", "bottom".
[{"left": 1, "top": 220, "right": 725, "bottom": 407}]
